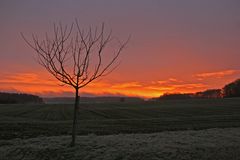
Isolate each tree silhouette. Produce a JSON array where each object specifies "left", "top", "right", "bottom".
[
  {"left": 0, "top": 92, "right": 43, "bottom": 104},
  {"left": 195, "top": 89, "right": 222, "bottom": 98},
  {"left": 223, "top": 79, "right": 240, "bottom": 98},
  {"left": 21, "top": 20, "right": 129, "bottom": 146}
]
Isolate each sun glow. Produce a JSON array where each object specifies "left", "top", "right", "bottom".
[
  {"left": 0, "top": 68, "right": 239, "bottom": 98},
  {"left": 0, "top": 71, "right": 216, "bottom": 98}
]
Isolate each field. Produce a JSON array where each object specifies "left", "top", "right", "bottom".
[
  {"left": 1, "top": 98, "right": 240, "bottom": 159},
  {"left": 1, "top": 98, "right": 240, "bottom": 140}
]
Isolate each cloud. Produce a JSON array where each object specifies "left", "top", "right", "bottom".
[
  {"left": 172, "top": 83, "right": 207, "bottom": 89},
  {"left": 168, "top": 78, "right": 182, "bottom": 82},
  {"left": 0, "top": 72, "right": 72, "bottom": 95},
  {"left": 0, "top": 72, "right": 209, "bottom": 98},
  {"left": 111, "top": 82, "right": 142, "bottom": 89},
  {"left": 0, "top": 73, "right": 57, "bottom": 86},
  {"left": 156, "top": 80, "right": 168, "bottom": 84},
  {"left": 145, "top": 86, "right": 174, "bottom": 91},
  {"left": 195, "top": 70, "right": 239, "bottom": 79}
]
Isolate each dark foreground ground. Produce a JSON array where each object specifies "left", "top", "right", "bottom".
[
  {"left": 1, "top": 128, "right": 240, "bottom": 160},
  {"left": 0, "top": 98, "right": 240, "bottom": 139},
  {"left": 1, "top": 98, "right": 240, "bottom": 159}
]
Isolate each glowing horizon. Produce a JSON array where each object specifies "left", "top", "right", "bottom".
[{"left": 0, "top": 69, "right": 239, "bottom": 98}]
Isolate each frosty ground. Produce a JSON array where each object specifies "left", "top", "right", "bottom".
[
  {"left": 1, "top": 127, "right": 240, "bottom": 160},
  {"left": 1, "top": 99, "right": 240, "bottom": 159}
]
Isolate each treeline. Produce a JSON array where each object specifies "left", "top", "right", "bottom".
[
  {"left": 0, "top": 92, "right": 43, "bottom": 104},
  {"left": 223, "top": 79, "right": 240, "bottom": 98},
  {"left": 157, "top": 79, "right": 240, "bottom": 100}
]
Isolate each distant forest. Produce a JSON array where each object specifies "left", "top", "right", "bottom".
[
  {"left": 156, "top": 79, "right": 240, "bottom": 100},
  {"left": 1, "top": 79, "right": 239, "bottom": 104},
  {"left": 0, "top": 92, "right": 43, "bottom": 104}
]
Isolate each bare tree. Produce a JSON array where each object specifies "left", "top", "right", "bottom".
[{"left": 21, "top": 20, "right": 128, "bottom": 146}]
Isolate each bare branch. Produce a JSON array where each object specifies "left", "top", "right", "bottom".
[
  {"left": 21, "top": 20, "right": 129, "bottom": 147},
  {"left": 21, "top": 21, "right": 128, "bottom": 90}
]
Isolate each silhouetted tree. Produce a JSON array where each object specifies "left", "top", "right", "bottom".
[
  {"left": 0, "top": 92, "right": 43, "bottom": 104},
  {"left": 159, "top": 93, "right": 194, "bottom": 100},
  {"left": 21, "top": 20, "right": 129, "bottom": 146},
  {"left": 158, "top": 89, "right": 222, "bottom": 100},
  {"left": 223, "top": 79, "right": 240, "bottom": 98},
  {"left": 195, "top": 89, "right": 222, "bottom": 98}
]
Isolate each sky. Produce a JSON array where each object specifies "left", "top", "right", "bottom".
[{"left": 0, "top": 0, "right": 240, "bottom": 98}]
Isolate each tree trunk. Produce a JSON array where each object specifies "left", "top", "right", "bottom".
[{"left": 70, "top": 88, "right": 79, "bottom": 147}]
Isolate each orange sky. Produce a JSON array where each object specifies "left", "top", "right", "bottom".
[
  {"left": 0, "top": 0, "right": 240, "bottom": 98},
  {"left": 0, "top": 69, "right": 239, "bottom": 98}
]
